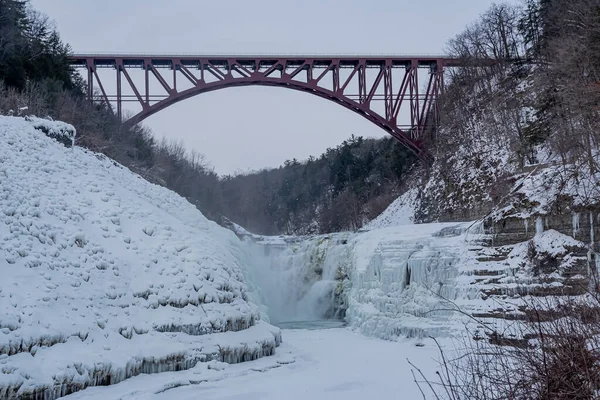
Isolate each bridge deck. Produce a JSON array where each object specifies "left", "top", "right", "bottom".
[{"left": 69, "top": 54, "right": 463, "bottom": 69}]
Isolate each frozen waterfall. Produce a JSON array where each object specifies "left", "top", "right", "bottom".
[
  {"left": 243, "top": 234, "right": 352, "bottom": 325},
  {"left": 240, "top": 222, "right": 479, "bottom": 339}
]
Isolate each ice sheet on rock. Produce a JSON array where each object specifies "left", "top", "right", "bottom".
[
  {"left": 347, "top": 223, "right": 476, "bottom": 339},
  {"left": 0, "top": 322, "right": 281, "bottom": 399}
]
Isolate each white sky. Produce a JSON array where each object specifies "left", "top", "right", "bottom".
[{"left": 32, "top": 0, "right": 514, "bottom": 175}]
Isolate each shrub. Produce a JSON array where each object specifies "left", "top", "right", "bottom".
[{"left": 411, "top": 296, "right": 600, "bottom": 399}]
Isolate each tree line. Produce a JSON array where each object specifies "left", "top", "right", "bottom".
[{"left": 219, "top": 135, "right": 415, "bottom": 235}]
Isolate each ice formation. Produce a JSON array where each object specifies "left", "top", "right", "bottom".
[
  {"left": 244, "top": 217, "right": 590, "bottom": 341},
  {"left": 244, "top": 223, "right": 479, "bottom": 339},
  {"left": 0, "top": 116, "right": 281, "bottom": 398}
]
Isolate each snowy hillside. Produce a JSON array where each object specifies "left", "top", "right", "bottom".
[
  {"left": 363, "top": 188, "right": 417, "bottom": 230},
  {"left": 0, "top": 117, "right": 280, "bottom": 398}
]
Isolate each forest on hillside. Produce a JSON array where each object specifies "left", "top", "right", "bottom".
[
  {"left": 219, "top": 136, "right": 414, "bottom": 234},
  {"left": 2, "top": 0, "right": 600, "bottom": 235}
]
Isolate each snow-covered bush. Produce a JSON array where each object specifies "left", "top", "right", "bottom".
[{"left": 25, "top": 115, "right": 76, "bottom": 147}]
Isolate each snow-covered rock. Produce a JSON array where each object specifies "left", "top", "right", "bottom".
[{"left": 0, "top": 116, "right": 280, "bottom": 398}]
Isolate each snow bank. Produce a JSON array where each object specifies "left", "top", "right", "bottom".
[{"left": 0, "top": 116, "right": 280, "bottom": 398}]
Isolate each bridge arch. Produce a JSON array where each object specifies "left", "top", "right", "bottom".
[
  {"left": 70, "top": 55, "right": 455, "bottom": 161},
  {"left": 129, "top": 79, "right": 424, "bottom": 157}
]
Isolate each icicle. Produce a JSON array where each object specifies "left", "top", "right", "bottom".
[
  {"left": 572, "top": 212, "right": 580, "bottom": 238},
  {"left": 535, "top": 216, "right": 544, "bottom": 236},
  {"left": 591, "top": 212, "right": 595, "bottom": 249}
]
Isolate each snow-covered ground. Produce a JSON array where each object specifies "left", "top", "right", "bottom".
[
  {"left": 0, "top": 117, "right": 280, "bottom": 398},
  {"left": 63, "top": 327, "right": 442, "bottom": 400}
]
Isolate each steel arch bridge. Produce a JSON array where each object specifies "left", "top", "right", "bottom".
[{"left": 69, "top": 54, "right": 461, "bottom": 161}]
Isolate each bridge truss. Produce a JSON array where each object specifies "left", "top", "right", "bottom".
[{"left": 70, "top": 54, "right": 459, "bottom": 160}]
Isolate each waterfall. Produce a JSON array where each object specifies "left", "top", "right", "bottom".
[
  {"left": 243, "top": 234, "right": 351, "bottom": 324},
  {"left": 241, "top": 222, "right": 473, "bottom": 338}
]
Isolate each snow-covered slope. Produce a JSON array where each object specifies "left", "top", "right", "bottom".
[
  {"left": 0, "top": 117, "right": 280, "bottom": 398},
  {"left": 364, "top": 188, "right": 417, "bottom": 230}
]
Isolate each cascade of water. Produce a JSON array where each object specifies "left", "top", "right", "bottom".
[
  {"left": 243, "top": 234, "right": 351, "bottom": 324},
  {"left": 242, "top": 222, "right": 474, "bottom": 339}
]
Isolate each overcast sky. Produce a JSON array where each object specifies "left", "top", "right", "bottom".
[{"left": 32, "top": 0, "right": 513, "bottom": 175}]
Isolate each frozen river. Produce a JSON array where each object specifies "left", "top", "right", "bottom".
[{"left": 65, "top": 327, "right": 442, "bottom": 400}]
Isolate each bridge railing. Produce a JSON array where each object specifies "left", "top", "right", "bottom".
[{"left": 70, "top": 51, "right": 453, "bottom": 59}]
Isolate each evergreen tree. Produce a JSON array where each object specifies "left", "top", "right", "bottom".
[{"left": 0, "top": 0, "right": 77, "bottom": 91}]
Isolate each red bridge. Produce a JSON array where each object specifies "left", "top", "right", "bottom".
[{"left": 69, "top": 54, "right": 461, "bottom": 160}]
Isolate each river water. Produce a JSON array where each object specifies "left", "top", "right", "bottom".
[{"left": 274, "top": 319, "right": 347, "bottom": 330}]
